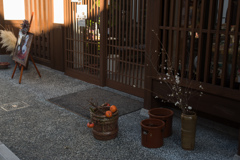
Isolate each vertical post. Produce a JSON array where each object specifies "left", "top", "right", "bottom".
[
  {"left": 100, "top": 0, "right": 107, "bottom": 86},
  {"left": 144, "top": 0, "right": 161, "bottom": 109},
  {"left": 0, "top": 0, "right": 5, "bottom": 55},
  {"left": 238, "top": 128, "right": 240, "bottom": 155}
]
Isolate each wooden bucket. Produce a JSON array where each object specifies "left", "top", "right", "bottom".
[{"left": 90, "top": 107, "right": 119, "bottom": 141}]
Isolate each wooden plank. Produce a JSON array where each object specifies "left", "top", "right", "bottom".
[
  {"left": 204, "top": 0, "right": 216, "bottom": 83},
  {"left": 132, "top": 0, "right": 137, "bottom": 87},
  {"left": 174, "top": 1, "right": 182, "bottom": 74},
  {"left": 212, "top": 0, "right": 224, "bottom": 85},
  {"left": 238, "top": 129, "right": 240, "bottom": 155},
  {"left": 124, "top": 1, "right": 130, "bottom": 84},
  {"left": 139, "top": 0, "right": 146, "bottom": 88},
  {"left": 128, "top": 0, "right": 133, "bottom": 85},
  {"left": 117, "top": 0, "right": 122, "bottom": 83},
  {"left": 180, "top": 0, "right": 189, "bottom": 78},
  {"left": 230, "top": 1, "right": 240, "bottom": 89},
  {"left": 167, "top": 0, "right": 175, "bottom": 69},
  {"left": 221, "top": 0, "right": 233, "bottom": 87},
  {"left": 120, "top": 0, "right": 125, "bottom": 84},
  {"left": 196, "top": 0, "right": 206, "bottom": 81},
  {"left": 100, "top": 0, "right": 107, "bottom": 86},
  {"left": 161, "top": 0, "right": 169, "bottom": 73},
  {"left": 135, "top": 0, "right": 141, "bottom": 88},
  {"left": 188, "top": 0, "right": 197, "bottom": 80},
  {"left": 152, "top": 78, "right": 240, "bottom": 123}
]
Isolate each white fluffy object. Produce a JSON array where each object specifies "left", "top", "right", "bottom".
[{"left": 0, "top": 30, "right": 17, "bottom": 56}]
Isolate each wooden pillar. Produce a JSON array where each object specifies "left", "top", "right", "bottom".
[
  {"left": 144, "top": 0, "right": 161, "bottom": 109},
  {"left": 238, "top": 128, "right": 240, "bottom": 155},
  {"left": 99, "top": 0, "right": 107, "bottom": 86}
]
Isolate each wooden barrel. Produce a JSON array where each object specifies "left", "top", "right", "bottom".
[{"left": 90, "top": 107, "right": 119, "bottom": 141}]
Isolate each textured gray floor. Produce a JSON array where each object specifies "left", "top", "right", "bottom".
[
  {"left": 48, "top": 87, "right": 143, "bottom": 119},
  {"left": 0, "top": 55, "right": 238, "bottom": 160}
]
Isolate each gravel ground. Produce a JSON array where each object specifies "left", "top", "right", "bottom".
[{"left": 0, "top": 56, "right": 238, "bottom": 160}]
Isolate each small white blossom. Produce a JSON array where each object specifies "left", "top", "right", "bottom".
[
  {"left": 199, "top": 85, "right": 203, "bottom": 89},
  {"left": 133, "top": 85, "right": 136, "bottom": 88},
  {"left": 163, "top": 78, "right": 166, "bottom": 80},
  {"left": 155, "top": 96, "right": 158, "bottom": 98}
]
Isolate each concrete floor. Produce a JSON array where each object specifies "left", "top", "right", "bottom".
[{"left": 0, "top": 55, "right": 239, "bottom": 160}]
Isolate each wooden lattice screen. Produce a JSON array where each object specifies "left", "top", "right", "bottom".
[
  {"left": 106, "top": 0, "right": 147, "bottom": 93},
  {"left": 155, "top": 0, "right": 240, "bottom": 90},
  {"left": 64, "top": 0, "right": 101, "bottom": 85},
  {"left": 64, "top": 0, "right": 147, "bottom": 97}
]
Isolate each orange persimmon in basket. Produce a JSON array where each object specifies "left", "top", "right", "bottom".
[{"left": 110, "top": 105, "right": 117, "bottom": 113}]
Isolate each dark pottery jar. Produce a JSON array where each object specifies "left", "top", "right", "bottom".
[{"left": 148, "top": 108, "right": 174, "bottom": 138}]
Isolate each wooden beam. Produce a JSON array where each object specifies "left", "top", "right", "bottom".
[{"left": 238, "top": 128, "right": 240, "bottom": 155}]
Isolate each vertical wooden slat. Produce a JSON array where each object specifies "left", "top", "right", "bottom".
[
  {"left": 174, "top": 0, "right": 182, "bottom": 74},
  {"left": 128, "top": 0, "right": 133, "bottom": 85},
  {"left": 230, "top": 1, "right": 240, "bottom": 88},
  {"left": 188, "top": 0, "right": 197, "bottom": 80},
  {"left": 111, "top": 0, "right": 114, "bottom": 76},
  {"left": 124, "top": 1, "right": 129, "bottom": 84},
  {"left": 221, "top": 0, "right": 233, "bottom": 87},
  {"left": 135, "top": 0, "right": 141, "bottom": 87},
  {"left": 238, "top": 129, "right": 240, "bottom": 155},
  {"left": 33, "top": 0, "right": 37, "bottom": 56},
  {"left": 139, "top": 0, "right": 145, "bottom": 88},
  {"left": 45, "top": 0, "right": 50, "bottom": 60},
  {"left": 64, "top": 0, "right": 68, "bottom": 70},
  {"left": 212, "top": 0, "right": 224, "bottom": 85},
  {"left": 120, "top": 0, "right": 125, "bottom": 83},
  {"left": 196, "top": 0, "right": 206, "bottom": 81},
  {"left": 180, "top": 0, "right": 190, "bottom": 78},
  {"left": 107, "top": 0, "right": 111, "bottom": 77},
  {"left": 132, "top": 0, "right": 137, "bottom": 86},
  {"left": 161, "top": 0, "right": 169, "bottom": 73},
  {"left": 117, "top": 0, "right": 122, "bottom": 82},
  {"left": 92, "top": 0, "right": 96, "bottom": 72},
  {"left": 113, "top": 0, "right": 118, "bottom": 79},
  {"left": 40, "top": 0, "right": 45, "bottom": 58},
  {"left": 167, "top": 0, "right": 175, "bottom": 68},
  {"left": 204, "top": 0, "right": 216, "bottom": 83}
]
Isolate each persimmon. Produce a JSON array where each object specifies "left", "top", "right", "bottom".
[
  {"left": 110, "top": 105, "right": 117, "bottom": 113},
  {"left": 105, "top": 110, "right": 113, "bottom": 118},
  {"left": 106, "top": 103, "right": 110, "bottom": 106},
  {"left": 87, "top": 122, "right": 94, "bottom": 128}
]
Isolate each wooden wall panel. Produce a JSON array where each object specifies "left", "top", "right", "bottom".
[{"left": 25, "top": 0, "right": 53, "bottom": 67}]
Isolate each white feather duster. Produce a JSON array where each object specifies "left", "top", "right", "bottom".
[{"left": 0, "top": 29, "right": 17, "bottom": 56}]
